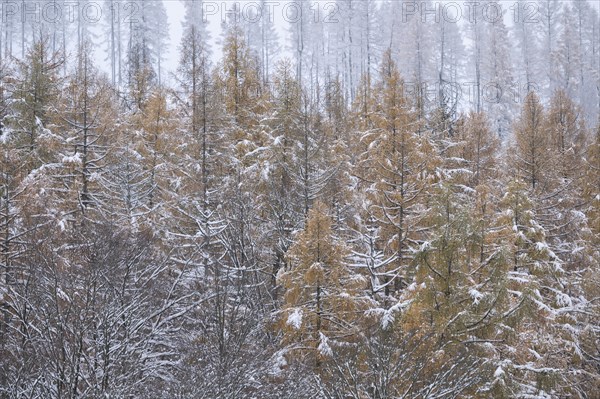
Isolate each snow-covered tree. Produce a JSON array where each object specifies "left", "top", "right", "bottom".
[
  {"left": 511, "top": 92, "right": 548, "bottom": 191},
  {"left": 355, "top": 51, "right": 437, "bottom": 296},
  {"left": 9, "top": 36, "right": 62, "bottom": 164},
  {"left": 56, "top": 42, "right": 113, "bottom": 216},
  {"left": 278, "top": 201, "right": 366, "bottom": 368}
]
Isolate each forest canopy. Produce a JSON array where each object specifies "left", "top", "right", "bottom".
[{"left": 0, "top": 1, "right": 599, "bottom": 398}]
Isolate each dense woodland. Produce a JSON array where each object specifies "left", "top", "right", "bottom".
[{"left": 0, "top": 0, "right": 599, "bottom": 398}]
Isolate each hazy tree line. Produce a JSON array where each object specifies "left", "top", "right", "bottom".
[{"left": 0, "top": 0, "right": 599, "bottom": 398}]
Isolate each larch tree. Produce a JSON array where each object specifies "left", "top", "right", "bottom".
[
  {"left": 511, "top": 92, "right": 548, "bottom": 192},
  {"left": 176, "top": 25, "right": 273, "bottom": 396},
  {"left": 546, "top": 89, "right": 585, "bottom": 180},
  {"left": 584, "top": 122, "right": 600, "bottom": 243},
  {"left": 497, "top": 178, "right": 550, "bottom": 274},
  {"left": 100, "top": 92, "right": 154, "bottom": 225},
  {"left": 357, "top": 51, "right": 437, "bottom": 297},
  {"left": 216, "top": 24, "right": 267, "bottom": 284},
  {"left": 55, "top": 42, "right": 113, "bottom": 218},
  {"left": 578, "top": 121, "right": 600, "bottom": 392},
  {"left": 538, "top": 90, "right": 588, "bottom": 268},
  {"left": 217, "top": 24, "right": 265, "bottom": 151},
  {"left": 1, "top": 1, "right": 599, "bottom": 396},
  {"left": 488, "top": 177, "right": 569, "bottom": 397},
  {"left": 406, "top": 181, "right": 513, "bottom": 399},
  {"left": 133, "top": 87, "right": 176, "bottom": 215},
  {"left": 447, "top": 112, "right": 502, "bottom": 287},
  {"left": 9, "top": 36, "right": 62, "bottom": 166},
  {"left": 453, "top": 111, "right": 500, "bottom": 188},
  {"left": 278, "top": 201, "right": 366, "bottom": 369},
  {"left": 321, "top": 76, "right": 353, "bottom": 231},
  {"left": 262, "top": 60, "right": 304, "bottom": 293},
  {"left": 169, "top": 2, "right": 223, "bottom": 284},
  {"left": 0, "top": 62, "right": 28, "bottom": 353},
  {"left": 167, "top": 17, "right": 252, "bottom": 395}
]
